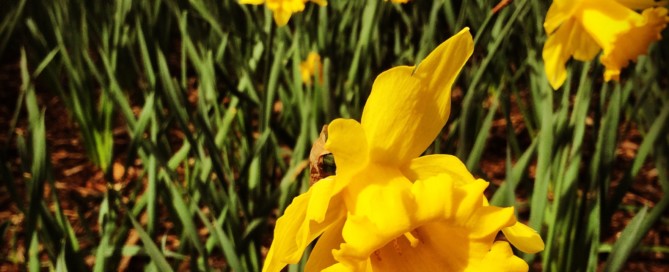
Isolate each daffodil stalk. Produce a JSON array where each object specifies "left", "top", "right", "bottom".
[
  {"left": 543, "top": 0, "right": 669, "bottom": 89},
  {"left": 263, "top": 28, "right": 544, "bottom": 272}
]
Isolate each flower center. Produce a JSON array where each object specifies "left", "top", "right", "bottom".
[{"left": 373, "top": 230, "right": 422, "bottom": 261}]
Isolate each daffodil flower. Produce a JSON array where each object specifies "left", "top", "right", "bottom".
[
  {"left": 543, "top": 0, "right": 669, "bottom": 89},
  {"left": 239, "top": 0, "right": 327, "bottom": 26},
  {"left": 263, "top": 28, "right": 544, "bottom": 272},
  {"left": 301, "top": 52, "right": 323, "bottom": 86}
]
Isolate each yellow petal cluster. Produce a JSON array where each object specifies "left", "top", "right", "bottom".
[
  {"left": 301, "top": 52, "right": 323, "bottom": 86},
  {"left": 239, "top": 0, "right": 327, "bottom": 26},
  {"left": 543, "top": 0, "right": 669, "bottom": 89},
  {"left": 262, "top": 28, "right": 544, "bottom": 272}
]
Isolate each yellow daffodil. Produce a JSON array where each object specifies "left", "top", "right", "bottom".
[
  {"left": 239, "top": 0, "right": 327, "bottom": 26},
  {"left": 263, "top": 28, "right": 544, "bottom": 272},
  {"left": 387, "top": 0, "right": 411, "bottom": 3},
  {"left": 543, "top": 0, "right": 669, "bottom": 89},
  {"left": 301, "top": 52, "right": 323, "bottom": 86}
]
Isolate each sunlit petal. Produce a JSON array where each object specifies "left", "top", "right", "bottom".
[
  {"left": 544, "top": 0, "right": 581, "bottom": 33},
  {"left": 307, "top": 176, "right": 336, "bottom": 222},
  {"left": 410, "top": 174, "right": 456, "bottom": 220},
  {"left": 454, "top": 179, "right": 490, "bottom": 219},
  {"left": 543, "top": 17, "right": 601, "bottom": 89},
  {"left": 502, "top": 222, "right": 545, "bottom": 254},
  {"left": 465, "top": 241, "right": 529, "bottom": 272},
  {"left": 543, "top": 18, "right": 575, "bottom": 90},
  {"left": 239, "top": 0, "right": 265, "bottom": 4},
  {"left": 272, "top": 9, "right": 293, "bottom": 26},
  {"left": 262, "top": 179, "right": 345, "bottom": 272},
  {"left": 361, "top": 28, "right": 473, "bottom": 166},
  {"left": 616, "top": 0, "right": 668, "bottom": 10},
  {"left": 310, "top": 0, "right": 328, "bottom": 6},
  {"left": 370, "top": 224, "right": 470, "bottom": 271},
  {"left": 240, "top": 0, "right": 325, "bottom": 26},
  {"left": 466, "top": 206, "right": 516, "bottom": 239},
  {"left": 401, "top": 154, "right": 476, "bottom": 185},
  {"left": 305, "top": 217, "right": 346, "bottom": 271},
  {"left": 325, "top": 118, "right": 370, "bottom": 193},
  {"left": 337, "top": 169, "right": 415, "bottom": 264},
  {"left": 570, "top": 21, "right": 600, "bottom": 61}
]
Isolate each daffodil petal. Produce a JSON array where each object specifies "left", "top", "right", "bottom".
[
  {"left": 543, "top": 18, "right": 576, "bottom": 90},
  {"left": 300, "top": 52, "right": 323, "bottom": 86},
  {"left": 310, "top": 0, "right": 328, "bottom": 6},
  {"left": 544, "top": 0, "right": 668, "bottom": 86},
  {"left": 330, "top": 173, "right": 534, "bottom": 271},
  {"left": 322, "top": 262, "right": 358, "bottom": 272},
  {"left": 360, "top": 28, "right": 473, "bottom": 166},
  {"left": 401, "top": 154, "right": 476, "bottom": 185},
  {"left": 570, "top": 22, "right": 600, "bottom": 61},
  {"left": 367, "top": 221, "right": 529, "bottom": 271},
  {"left": 414, "top": 28, "right": 473, "bottom": 103},
  {"left": 466, "top": 206, "right": 516, "bottom": 239},
  {"left": 600, "top": 7, "right": 669, "bottom": 81},
  {"left": 544, "top": 13, "right": 602, "bottom": 90},
  {"left": 265, "top": 0, "right": 305, "bottom": 26},
  {"left": 502, "top": 222, "right": 545, "bottom": 254},
  {"left": 338, "top": 170, "right": 415, "bottom": 260},
  {"left": 305, "top": 217, "right": 346, "bottom": 272},
  {"left": 577, "top": 2, "right": 668, "bottom": 81},
  {"left": 365, "top": 214, "right": 521, "bottom": 271},
  {"left": 325, "top": 119, "right": 368, "bottom": 172},
  {"left": 616, "top": 0, "right": 668, "bottom": 10},
  {"left": 455, "top": 179, "right": 490, "bottom": 219},
  {"left": 262, "top": 180, "right": 345, "bottom": 272},
  {"left": 544, "top": 4, "right": 563, "bottom": 34},
  {"left": 412, "top": 175, "right": 489, "bottom": 224},
  {"left": 307, "top": 176, "right": 336, "bottom": 222},
  {"left": 369, "top": 224, "right": 469, "bottom": 271},
  {"left": 263, "top": 192, "right": 312, "bottom": 272},
  {"left": 325, "top": 118, "right": 369, "bottom": 193},
  {"left": 544, "top": 0, "right": 581, "bottom": 33},
  {"left": 410, "top": 173, "right": 455, "bottom": 221},
  {"left": 239, "top": 0, "right": 265, "bottom": 5},
  {"left": 272, "top": 9, "right": 293, "bottom": 26},
  {"left": 465, "top": 241, "right": 529, "bottom": 272}
]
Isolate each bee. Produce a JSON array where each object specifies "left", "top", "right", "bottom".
[{"left": 309, "top": 125, "right": 336, "bottom": 185}]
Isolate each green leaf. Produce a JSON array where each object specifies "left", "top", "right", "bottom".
[
  {"left": 604, "top": 206, "right": 649, "bottom": 272},
  {"left": 127, "top": 211, "right": 173, "bottom": 272}
]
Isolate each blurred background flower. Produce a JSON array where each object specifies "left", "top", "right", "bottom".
[
  {"left": 239, "top": 0, "right": 327, "bottom": 26},
  {"left": 301, "top": 52, "right": 323, "bottom": 86},
  {"left": 543, "top": 0, "right": 669, "bottom": 89}
]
